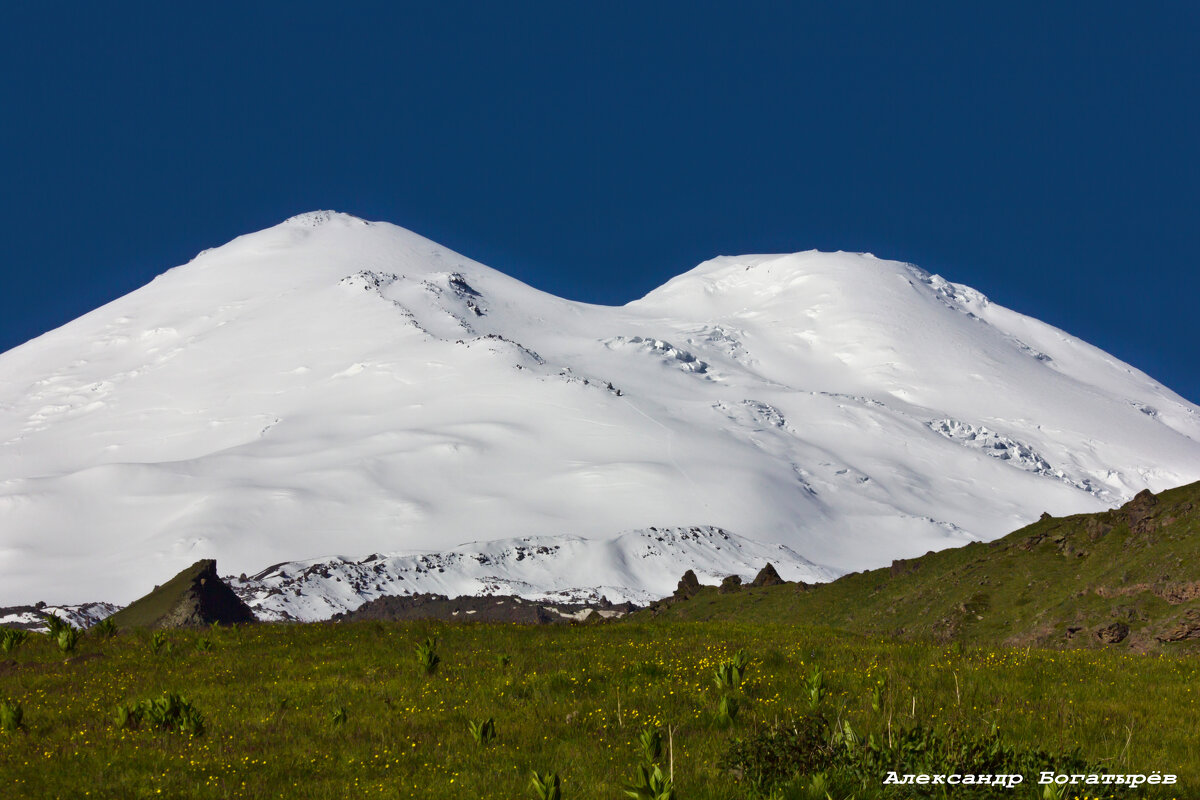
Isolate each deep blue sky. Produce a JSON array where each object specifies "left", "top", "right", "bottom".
[{"left": 2, "top": 3, "right": 1197, "bottom": 401}]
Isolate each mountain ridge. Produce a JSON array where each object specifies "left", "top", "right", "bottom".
[{"left": 2, "top": 211, "right": 1198, "bottom": 606}]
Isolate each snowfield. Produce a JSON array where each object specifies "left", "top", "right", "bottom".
[
  {"left": 232, "top": 526, "right": 836, "bottom": 623},
  {"left": 2, "top": 211, "right": 1198, "bottom": 612}
]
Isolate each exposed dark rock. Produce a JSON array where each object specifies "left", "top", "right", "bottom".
[
  {"left": 719, "top": 575, "right": 742, "bottom": 594},
  {"left": 1085, "top": 516, "right": 1114, "bottom": 542},
  {"left": 107, "top": 560, "right": 256, "bottom": 630},
  {"left": 1095, "top": 622, "right": 1130, "bottom": 644},
  {"left": 1124, "top": 489, "right": 1160, "bottom": 534},
  {"left": 673, "top": 569, "right": 702, "bottom": 599},
  {"left": 1156, "top": 610, "right": 1200, "bottom": 643},
  {"left": 750, "top": 563, "right": 785, "bottom": 587},
  {"left": 333, "top": 592, "right": 637, "bottom": 624}
]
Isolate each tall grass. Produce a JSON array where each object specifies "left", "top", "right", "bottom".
[{"left": 0, "top": 619, "right": 1195, "bottom": 798}]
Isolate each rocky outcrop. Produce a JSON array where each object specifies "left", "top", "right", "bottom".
[
  {"left": 673, "top": 569, "right": 702, "bottom": 599},
  {"left": 1095, "top": 622, "right": 1130, "bottom": 644},
  {"left": 750, "top": 563, "right": 785, "bottom": 587},
  {"left": 1156, "top": 610, "right": 1200, "bottom": 643},
  {"left": 332, "top": 592, "right": 637, "bottom": 624},
  {"left": 1124, "top": 488, "right": 1159, "bottom": 534},
  {"left": 107, "top": 560, "right": 256, "bottom": 630}
]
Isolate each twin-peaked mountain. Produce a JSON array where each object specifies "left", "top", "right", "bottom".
[{"left": 1, "top": 211, "right": 1198, "bottom": 612}]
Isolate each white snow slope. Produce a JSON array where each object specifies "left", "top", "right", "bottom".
[
  {"left": 2, "top": 211, "right": 1199, "bottom": 610},
  {"left": 231, "top": 526, "right": 836, "bottom": 622}
]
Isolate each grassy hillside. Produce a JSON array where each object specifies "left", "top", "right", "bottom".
[
  {"left": 649, "top": 482, "right": 1200, "bottom": 652},
  {"left": 1, "top": 618, "right": 1197, "bottom": 798},
  {"left": 106, "top": 559, "right": 254, "bottom": 630},
  {"left": 5, "top": 485, "right": 1199, "bottom": 797}
]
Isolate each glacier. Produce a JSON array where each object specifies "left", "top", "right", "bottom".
[{"left": 1, "top": 210, "right": 1198, "bottom": 611}]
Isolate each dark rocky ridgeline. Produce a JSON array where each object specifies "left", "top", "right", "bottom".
[
  {"left": 106, "top": 559, "right": 257, "bottom": 630},
  {"left": 644, "top": 564, "right": 795, "bottom": 615},
  {"left": 332, "top": 592, "right": 640, "bottom": 624},
  {"left": 0, "top": 601, "right": 118, "bottom": 632}
]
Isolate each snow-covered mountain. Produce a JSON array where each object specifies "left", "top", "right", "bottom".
[{"left": 2, "top": 211, "right": 1199, "bottom": 610}]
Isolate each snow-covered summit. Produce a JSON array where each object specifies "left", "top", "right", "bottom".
[{"left": 2, "top": 213, "right": 1199, "bottom": 608}]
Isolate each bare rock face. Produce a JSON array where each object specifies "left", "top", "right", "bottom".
[
  {"left": 1095, "top": 622, "right": 1130, "bottom": 644},
  {"left": 107, "top": 560, "right": 256, "bottom": 630},
  {"left": 331, "top": 593, "right": 637, "bottom": 624},
  {"left": 1156, "top": 610, "right": 1200, "bottom": 643},
  {"left": 750, "top": 563, "right": 785, "bottom": 587},
  {"left": 719, "top": 575, "right": 743, "bottom": 594},
  {"left": 1124, "top": 489, "right": 1160, "bottom": 534},
  {"left": 674, "top": 570, "right": 702, "bottom": 599}
]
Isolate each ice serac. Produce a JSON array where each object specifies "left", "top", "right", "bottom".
[{"left": 1, "top": 211, "right": 1199, "bottom": 609}]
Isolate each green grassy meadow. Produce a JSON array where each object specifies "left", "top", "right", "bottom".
[{"left": 1, "top": 618, "right": 1196, "bottom": 799}]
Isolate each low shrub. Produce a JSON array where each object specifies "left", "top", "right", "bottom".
[{"left": 722, "top": 713, "right": 1097, "bottom": 798}]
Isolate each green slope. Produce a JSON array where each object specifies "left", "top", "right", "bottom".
[
  {"left": 646, "top": 481, "right": 1200, "bottom": 651},
  {"left": 105, "top": 559, "right": 255, "bottom": 630}
]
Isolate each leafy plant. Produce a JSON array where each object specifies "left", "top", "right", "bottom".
[
  {"left": 714, "top": 662, "right": 741, "bottom": 692},
  {"left": 415, "top": 637, "right": 440, "bottom": 675},
  {"left": 623, "top": 764, "right": 675, "bottom": 800},
  {"left": 714, "top": 649, "right": 752, "bottom": 692},
  {"left": 149, "top": 631, "right": 170, "bottom": 655},
  {"left": 0, "top": 700, "right": 24, "bottom": 733},
  {"left": 638, "top": 727, "right": 664, "bottom": 765},
  {"left": 330, "top": 707, "right": 348, "bottom": 727},
  {"left": 195, "top": 637, "right": 213, "bottom": 653},
  {"left": 869, "top": 680, "right": 884, "bottom": 714},
  {"left": 56, "top": 627, "right": 80, "bottom": 654},
  {"left": 468, "top": 716, "right": 496, "bottom": 745},
  {"left": 1042, "top": 784, "right": 1068, "bottom": 800},
  {"left": 0, "top": 628, "right": 28, "bottom": 654},
  {"left": 530, "top": 770, "right": 562, "bottom": 800},
  {"left": 803, "top": 668, "right": 824, "bottom": 710},
  {"left": 802, "top": 771, "right": 832, "bottom": 800},
  {"left": 41, "top": 613, "right": 72, "bottom": 637},
  {"left": 496, "top": 653, "right": 512, "bottom": 668},
  {"left": 114, "top": 703, "right": 141, "bottom": 730},
  {"left": 114, "top": 693, "right": 204, "bottom": 736},
  {"left": 92, "top": 617, "right": 118, "bottom": 639},
  {"left": 717, "top": 695, "right": 741, "bottom": 726}
]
